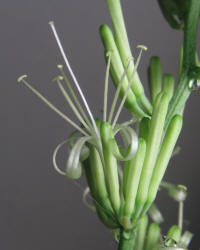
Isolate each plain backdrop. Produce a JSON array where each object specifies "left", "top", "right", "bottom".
[{"left": 0, "top": 0, "right": 200, "bottom": 249}]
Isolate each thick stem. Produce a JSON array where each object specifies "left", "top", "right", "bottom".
[
  {"left": 118, "top": 229, "right": 136, "bottom": 250},
  {"left": 164, "top": 0, "right": 200, "bottom": 131},
  {"left": 182, "top": 0, "right": 200, "bottom": 70}
]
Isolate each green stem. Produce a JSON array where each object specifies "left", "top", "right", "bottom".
[
  {"left": 118, "top": 229, "right": 136, "bottom": 250},
  {"left": 182, "top": 0, "right": 200, "bottom": 71},
  {"left": 164, "top": 0, "right": 200, "bottom": 131}
]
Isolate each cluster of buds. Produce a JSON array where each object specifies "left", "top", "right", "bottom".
[{"left": 18, "top": 0, "right": 200, "bottom": 249}]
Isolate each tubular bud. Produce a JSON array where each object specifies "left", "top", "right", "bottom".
[
  {"left": 101, "top": 122, "right": 121, "bottom": 214},
  {"left": 106, "top": 0, "right": 152, "bottom": 113},
  {"left": 145, "top": 115, "right": 183, "bottom": 209},
  {"left": 134, "top": 92, "right": 169, "bottom": 219},
  {"left": 163, "top": 74, "right": 174, "bottom": 101},
  {"left": 123, "top": 138, "right": 146, "bottom": 224},
  {"left": 148, "top": 56, "right": 162, "bottom": 105},
  {"left": 99, "top": 24, "right": 148, "bottom": 118},
  {"left": 139, "top": 117, "right": 151, "bottom": 142},
  {"left": 88, "top": 144, "right": 114, "bottom": 214},
  {"left": 144, "top": 223, "right": 161, "bottom": 250},
  {"left": 134, "top": 215, "right": 149, "bottom": 250}
]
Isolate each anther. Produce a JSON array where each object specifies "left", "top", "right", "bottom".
[
  {"left": 17, "top": 74, "right": 28, "bottom": 83},
  {"left": 57, "top": 64, "right": 63, "bottom": 69},
  {"left": 106, "top": 50, "right": 112, "bottom": 57},
  {"left": 48, "top": 21, "right": 54, "bottom": 25},
  {"left": 137, "top": 45, "right": 148, "bottom": 51},
  {"left": 52, "top": 75, "right": 64, "bottom": 82}
]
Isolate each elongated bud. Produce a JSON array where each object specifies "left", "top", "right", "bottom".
[
  {"left": 106, "top": 0, "right": 152, "bottom": 113},
  {"left": 123, "top": 138, "right": 146, "bottom": 228},
  {"left": 148, "top": 56, "right": 162, "bottom": 104},
  {"left": 144, "top": 223, "right": 161, "bottom": 250},
  {"left": 134, "top": 215, "right": 148, "bottom": 250},
  {"left": 100, "top": 122, "right": 120, "bottom": 214},
  {"left": 139, "top": 117, "right": 150, "bottom": 142},
  {"left": 146, "top": 115, "right": 183, "bottom": 208},
  {"left": 163, "top": 74, "right": 174, "bottom": 101},
  {"left": 134, "top": 92, "right": 170, "bottom": 219},
  {"left": 83, "top": 158, "right": 118, "bottom": 229},
  {"left": 99, "top": 24, "right": 148, "bottom": 118},
  {"left": 88, "top": 144, "right": 114, "bottom": 214}
]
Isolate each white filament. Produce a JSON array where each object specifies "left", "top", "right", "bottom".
[{"left": 49, "top": 22, "right": 99, "bottom": 138}]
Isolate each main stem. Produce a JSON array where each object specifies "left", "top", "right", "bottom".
[
  {"left": 118, "top": 229, "right": 136, "bottom": 250},
  {"left": 164, "top": 0, "right": 200, "bottom": 131}
]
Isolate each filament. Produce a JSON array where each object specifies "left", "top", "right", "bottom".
[
  {"left": 56, "top": 79, "right": 91, "bottom": 132},
  {"left": 49, "top": 21, "right": 99, "bottom": 138},
  {"left": 108, "top": 57, "right": 133, "bottom": 124},
  {"left": 57, "top": 64, "right": 92, "bottom": 128},
  {"left": 112, "top": 47, "right": 147, "bottom": 128},
  {"left": 18, "top": 76, "right": 88, "bottom": 136}
]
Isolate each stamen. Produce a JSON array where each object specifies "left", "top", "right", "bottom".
[
  {"left": 112, "top": 46, "right": 147, "bottom": 128},
  {"left": 137, "top": 45, "right": 148, "bottom": 51},
  {"left": 108, "top": 57, "right": 133, "bottom": 124},
  {"left": 54, "top": 77, "right": 91, "bottom": 132},
  {"left": 103, "top": 51, "right": 112, "bottom": 122},
  {"left": 178, "top": 200, "right": 184, "bottom": 232},
  {"left": 52, "top": 75, "right": 63, "bottom": 81},
  {"left": 57, "top": 64, "right": 92, "bottom": 128},
  {"left": 177, "top": 185, "right": 187, "bottom": 233},
  {"left": 18, "top": 75, "right": 88, "bottom": 136},
  {"left": 49, "top": 21, "right": 99, "bottom": 138}
]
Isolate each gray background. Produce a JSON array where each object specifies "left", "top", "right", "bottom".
[{"left": 1, "top": 0, "right": 200, "bottom": 249}]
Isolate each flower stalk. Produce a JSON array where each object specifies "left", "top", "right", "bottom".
[{"left": 164, "top": 0, "right": 200, "bottom": 131}]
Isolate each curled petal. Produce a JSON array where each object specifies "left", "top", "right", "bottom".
[
  {"left": 82, "top": 187, "right": 96, "bottom": 212},
  {"left": 109, "top": 125, "right": 138, "bottom": 161},
  {"left": 66, "top": 136, "right": 93, "bottom": 179},
  {"left": 53, "top": 139, "right": 68, "bottom": 176},
  {"left": 53, "top": 131, "right": 80, "bottom": 175},
  {"left": 53, "top": 131, "right": 91, "bottom": 179}
]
